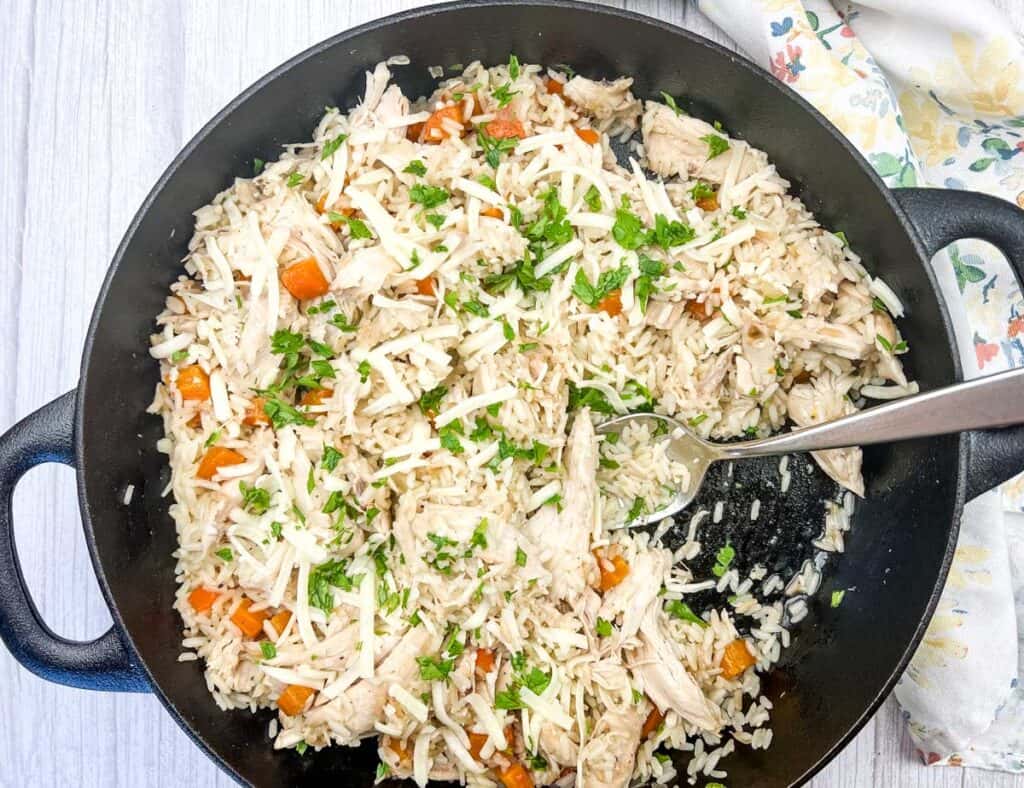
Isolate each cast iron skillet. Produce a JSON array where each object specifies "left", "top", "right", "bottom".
[{"left": 2, "top": 2, "right": 1024, "bottom": 786}]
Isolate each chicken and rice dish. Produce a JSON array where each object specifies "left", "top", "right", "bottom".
[{"left": 148, "top": 56, "right": 911, "bottom": 786}]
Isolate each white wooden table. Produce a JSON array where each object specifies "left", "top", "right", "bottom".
[{"left": 1, "top": 1, "right": 1022, "bottom": 786}]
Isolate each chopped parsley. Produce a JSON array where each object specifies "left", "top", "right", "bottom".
[
  {"left": 626, "top": 496, "right": 646, "bottom": 522},
  {"left": 731, "top": 205, "right": 748, "bottom": 219},
  {"left": 712, "top": 543, "right": 736, "bottom": 578},
  {"left": 320, "top": 132, "right": 348, "bottom": 160},
  {"left": 834, "top": 230, "right": 849, "bottom": 246},
  {"left": 612, "top": 197, "right": 647, "bottom": 250},
  {"left": 492, "top": 82, "right": 519, "bottom": 108},
  {"left": 330, "top": 312, "right": 359, "bottom": 332},
  {"left": 425, "top": 532, "right": 459, "bottom": 574},
  {"left": 215, "top": 547, "right": 233, "bottom": 561},
  {"left": 701, "top": 133, "right": 730, "bottom": 160},
  {"left": 346, "top": 216, "right": 373, "bottom": 239},
  {"left": 584, "top": 184, "right": 602, "bottom": 212},
  {"left": 872, "top": 296, "right": 888, "bottom": 313},
  {"left": 170, "top": 349, "right": 188, "bottom": 363},
  {"left": 688, "top": 413, "right": 708, "bottom": 427},
  {"left": 519, "top": 342, "right": 538, "bottom": 352},
  {"left": 596, "top": 617, "right": 613, "bottom": 637},
  {"left": 239, "top": 482, "right": 270, "bottom": 515},
  {"left": 787, "top": 309, "right": 804, "bottom": 319},
  {"left": 286, "top": 171, "right": 306, "bottom": 188},
  {"left": 203, "top": 430, "right": 221, "bottom": 448},
  {"left": 322, "top": 445, "right": 343, "bottom": 472},
  {"left": 262, "top": 396, "right": 315, "bottom": 429},
  {"left": 647, "top": 214, "right": 695, "bottom": 249},
  {"left": 357, "top": 359, "right": 372, "bottom": 383},
  {"left": 665, "top": 599, "right": 708, "bottom": 627},
  {"left": 482, "top": 252, "right": 553, "bottom": 296},
  {"left": 635, "top": 254, "right": 666, "bottom": 314},
  {"left": 416, "top": 655, "right": 455, "bottom": 682},
  {"left": 252, "top": 158, "right": 265, "bottom": 175},
  {"left": 567, "top": 382, "right": 616, "bottom": 415},
  {"left": 269, "top": 521, "right": 283, "bottom": 541},
  {"left": 831, "top": 589, "right": 846, "bottom": 608},
  {"left": 425, "top": 212, "right": 446, "bottom": 229},
  {"left": 476, "top": 123, "right": 519, "bottom": 168},
  {"left": 508, "top": 54, "right": 520, "bottom": 80},
  {"left": 515, "top": 546, "right": 528, "bottom": 567},
  {"left": 308, "top": 559, "right": 360, "bottom": 614},
  {"left": 409, "top": 184, "right": 450, "bottom": 209},
  {"left": 462, "top": 299, "right": 490, "bottom": 318},
  {"left": 690, "top": 181, "right": 716, "bottom": 202},
  {"left": 439, "top": 420, "right": 465, "bottom": 454},
  {"left": 418, "top": 385, "right": 448, "bottom": 418},
  {"left": 876, "top": 334, "right": 894, "bottom": 352},
  {"left": 295, "top": 741, "right": 308, "bottom": 756},
  {"left": 260, "top": 641, "right": 277, "bottom": 660},
  {"left": 572, "top": 264, "right": 630, "bottom": 307},
  {"left": 660, "top": 91, "right": 682, "bottom": 115},
  {"left": 403, "top": 159, "right": 427, "bottom": 176},
  {"left": 477, "top": 173, "right": 498, "bottom": 191}
]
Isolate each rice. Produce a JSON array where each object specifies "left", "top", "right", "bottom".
[{"left": 148, "top": 57, "right": 909, "bottom": 785}]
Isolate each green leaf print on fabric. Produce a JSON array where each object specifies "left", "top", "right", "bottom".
[
  {"left": 870, "top": 152, "right": 902, "bottom": 177},
  {"left": 951, "top": 245, "right": 986, "bottom": 293}
]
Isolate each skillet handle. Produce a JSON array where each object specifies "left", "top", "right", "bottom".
[
  {"left": 0, "top": 390, "right": 149, "bottom": 692},
  {"left": 893, "top": 188, "right": 1024, "bottom": 501}
]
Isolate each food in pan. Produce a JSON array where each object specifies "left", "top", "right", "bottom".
[{"left": 149, "top": 56, "right": 911, "bottom": 786}]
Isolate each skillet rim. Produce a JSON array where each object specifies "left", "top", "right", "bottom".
[{"left": 73, "top": 1, "right": 967, "bottom": 784}]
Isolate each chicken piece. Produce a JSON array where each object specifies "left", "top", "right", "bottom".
[
  {"left": 641, "top": 101, "right": 753, "bottom": 184},
  {"left": 598, "top": 548, "right": 668, "bottom": 644},
  {"left": 578, "top": 704, "right": 646, "bottom": 788},
  {"left": 786, "top": 371, "right": 865, "bottom": 495},
  {"left": 330, "top": 626, "right": 436, "bottom": 738},
  {"left": 631, "top": 606, "right": 723, "bottom": 732},
  {"left": 832, "top": 281, "right": 872, "bottom": 325},
  {"left": 525, "top": 412, "right": 599, "bottom": 602},
  {"left": 736, "top": 321, "right": 778, "bottom": 394},
  {"left": 334, "top": 245, "right": 399, "bottom": 297},
  {"left": 564, "top": 76, "right": 642, "bottom": 132},
  {"left": 539, "top": 721, "right": 579, "bottom": 767}
]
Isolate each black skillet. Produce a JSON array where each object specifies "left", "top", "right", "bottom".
[{"left": 2, "top": 2, "right": 1024, "bottom": 786}]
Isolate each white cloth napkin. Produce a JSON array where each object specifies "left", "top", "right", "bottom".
[{"left": 696, "top": 0, "right": 1024, "bottom": 772}]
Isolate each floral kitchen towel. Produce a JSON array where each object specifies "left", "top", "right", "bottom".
[{"left": 697, "top": 0, "right": 1024, "bottom": 772}]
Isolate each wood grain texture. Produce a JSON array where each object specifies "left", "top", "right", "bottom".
[{"left": 0, "top": 1, "right": 1020, "bottom": 786}]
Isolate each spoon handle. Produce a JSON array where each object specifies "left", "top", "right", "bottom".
[{"left": 718, "top": 367, "right": 1024, "bottom": 459}]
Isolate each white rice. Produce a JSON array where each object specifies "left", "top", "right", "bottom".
[{"left": 148, "top": 57, "right": 909, "bottom": 785}]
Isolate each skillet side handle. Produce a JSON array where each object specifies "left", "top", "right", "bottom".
[
  {"left": 0, "top": 391, "right": 149, "bottom": 692},
  {"left": 893, "top": 188, "right": 1024, "bottom": 501}
]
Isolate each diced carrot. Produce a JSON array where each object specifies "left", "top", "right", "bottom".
[
  {"left": 423, "top": 105, "right": 466, "bottom": 143},
  {"left": 300, "top": 387, "right": 332, "bottom": 407},
  {"left": 497, "top": 761, "right": 534, "bottom": 788},
  {"left": 641, "top": 705, "right": 664, "bottom": 738},
  {"left": 269, "top": 610, "right": 291, "bottom": 636},
  {"left": 188, "top": 587, "right": 220, "bottom": 614},
  {"left": 243, "top": 397, "right": 271, "bottom": 426},
  {"left": 596, "top": 289, "right": 622, "bottom": 317},
  {"left": 593, "top": 548, "right": 630, "bottom": 592},
  {"left": 481, "top": 206, "right": 504, "bottom": 219},
  {"left": 281, "top": 257, "right": 330, "bottom": 301},
  {"left": 315, "top": 193, "right": 329, "bottom": 214},
  {"left": 230, "top": 598, "right": 267, "bottom": 638},
  {"left": 545, "top": 77, "right": 564, "bottom": 95},
  {"left": 177, "top": 365, "right": 211, "bottom": 401},
  {"left": 186, "top": 412, "right": 203, "bottom": 429},
  {"left": 467, "top": 730, "right": 489, "bottom": 761},
  {"left": 416, "top": 277, "right": 436, "bottom": 297},
  {"left": 720, "top": 638, "right": 756, "bottom": 679},
  {"left": 406, "top": 121, "right": 425, "bottom": 141},
  {"left": 475, "top": 647, "right": 496, "bottom": 675},
  {"left": 277, "top": 683, "right": 315, "bottom": 716},
  {"left": 386, "top": 737, "right": 413, "bottom": 763},
  {"left": 485, "top": 118, "right": 526, "bottom": 140},
  {"left": 574, "top": 126, "right": 600, "bottom": 145},
  {"left": 196, "top": 446, "right": 246, "bottom": 480},
  {"left": 696, "top": 194, "right": 719, "bottom": 212},
  {"left": 684, "top": 299, "right": 710, "bottom": 321}
]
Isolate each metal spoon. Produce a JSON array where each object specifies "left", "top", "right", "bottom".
[{"left": 596, "top": 366, "right": 1024, "bottom": 526}]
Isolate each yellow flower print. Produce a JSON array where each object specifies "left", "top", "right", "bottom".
[
  {"left": 906, "top": 543, "right": 991, "bottom": 687},
  {"left": 899, "top": 90, "right": 961, "bottom": 167},
  {"left": 1017, "top": 191, "right": 1024, "bottom": 210},
  {"left": 917, "top": 33, "right": 1024, "bottom": 117}
]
